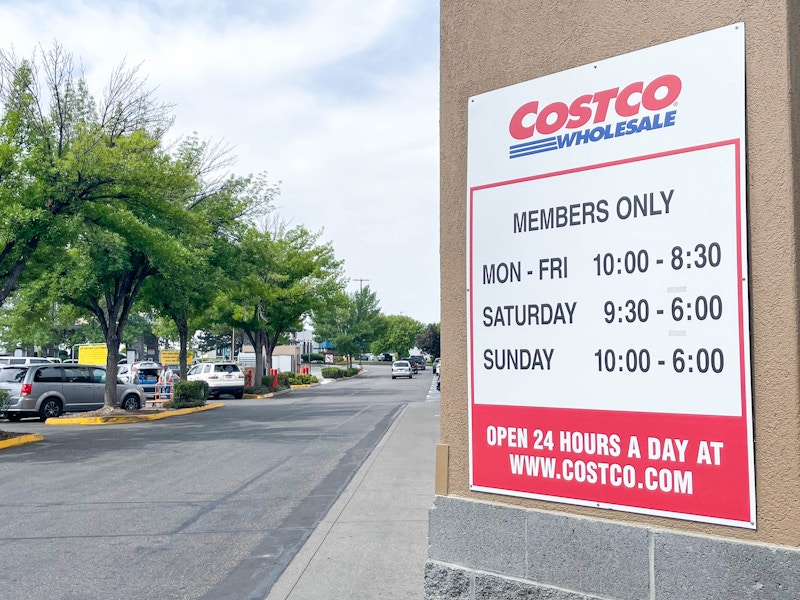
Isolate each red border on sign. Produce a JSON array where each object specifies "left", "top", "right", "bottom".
[{"left": 467, "top": 140, "right": 754, "bottom": 526}]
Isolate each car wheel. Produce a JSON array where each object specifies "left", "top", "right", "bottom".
[
  {"left": 121, "top": 395, "right": 140, "bottom": 411},
  {"left": 233, "top": 389, "right": 244, "bottom": 399},
  {"left": 392, "top": 376, "right": 396, "bottom": 379},
  {"left": 39, "top": 398, "right": 62, "bottom": 421},
  {"left": 6, "top": 413, "right": 21, "bottom": 422},
  {"left": 409, "top": 374, "right": 413, "bottom": 379}
]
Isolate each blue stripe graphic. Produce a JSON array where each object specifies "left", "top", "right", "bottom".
[{"left": 509, "top": 135, "right": 558, "bottom": 158}]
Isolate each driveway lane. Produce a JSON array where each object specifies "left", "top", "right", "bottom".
[{"left": 0, "top": 365, "right": 434, "bottom": 600}]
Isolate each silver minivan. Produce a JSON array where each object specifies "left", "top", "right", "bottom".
[{"left": 0, "top": 364, "right": 146, "bottom": 421}]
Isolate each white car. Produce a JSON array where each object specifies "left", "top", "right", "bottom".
[
  {"left": 391, "top": 360, "right": 413, "bottom": 379},
  {"left": 117, "top": 363, "right": 132, "bottom": 384},
  {"left": 187, "top": 361, "right": 245, "bottom": 398}
]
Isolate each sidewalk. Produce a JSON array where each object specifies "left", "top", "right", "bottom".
[{"left": 265, "top": 398, "right": 440, "bottom": 600}]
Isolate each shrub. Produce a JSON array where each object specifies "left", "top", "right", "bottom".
[
  {"left": 321, "top": 367, "right": 344, "bottom": 379},
  {"left": 344, "top": 367, "right": 360, "bottom": 377},
  {"left": 301, "top": 353, "right": 325, "bottom": 363},
  {"left": 167, "top": 381, "right": 208, "bottom": 408},
  {"left": 261, "top": 372, "right": 292, "bottom": 392},
  {"left": 288, "top": 373, "right": 319, "bottom": 385}
]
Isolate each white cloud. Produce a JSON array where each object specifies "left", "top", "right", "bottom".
[{"left": 0, "top": 0, "right": 441, "bottom": 324}]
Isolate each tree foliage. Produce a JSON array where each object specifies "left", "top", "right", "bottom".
[
  {"left": 311, "top": 285, "right": 384, "bottom": 367},
  {"left": 145, "top": 157, "right": 283, "bottom": 377},
  {"left": 0, "top": 42, "right": 377, "bottom": 411},
  {"left": 211, "top": 223, "right": 345, "bottom": 377},
  {"left": 415, "top": 323, "right": 440, "bottom": 358},
  {"left": 371, "top": 314, "right": 424, "bottom": 358},
  {"left": 0, "top": 44, "right": 174, "bottom": 307},
  {"left": 0, "top": 43, "right": 200, "bottom": 405}
]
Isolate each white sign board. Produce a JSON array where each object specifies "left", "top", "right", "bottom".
[{"left": 467, "top": 24, "right": 754, "bottom": 527}]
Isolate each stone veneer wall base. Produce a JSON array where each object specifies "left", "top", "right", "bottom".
[{"left": 427, "top": 496, "right": 800, "bottom": 600}]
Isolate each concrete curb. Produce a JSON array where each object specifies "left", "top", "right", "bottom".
[
  {"left": 244, "top": 387, "right": 297, "bottom": 399},
  {"left": 44, "top": 402, "right": 225, "bottom": 425},
  {"left": 0, "top": 433, "right": 44, "bottom": 451}
]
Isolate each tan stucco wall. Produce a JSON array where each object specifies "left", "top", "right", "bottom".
[{"left": 440, "top": 1, "right": 800, "bottom": 545}]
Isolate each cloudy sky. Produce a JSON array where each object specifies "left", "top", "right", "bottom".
[{"left": 0, "top": 0, "right": 441, "bottom": 325}]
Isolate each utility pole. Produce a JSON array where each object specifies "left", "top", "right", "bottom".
[{"left": 351, "top": 277, "right": 370, "bottom": 292}]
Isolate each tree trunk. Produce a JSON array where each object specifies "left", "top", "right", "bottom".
[
  {"left": 262, "top": 330, "right": 282, "bottom": 375},
  {"left": 104, "top": 330, "right": 121, "bottom": 407},
  {"left": 263, "top": 344, "right": 273, "bottom": 375},
  {"left": 245, "top": 329, "right": 265, "bottom": 386},
  {"left": 176, "top": 314, "right": 189, "bottom": 380}
]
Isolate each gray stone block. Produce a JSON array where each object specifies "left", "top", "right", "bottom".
[
  {"left": 525, "top": 510, "right": 650, "bottom": 600},
  {"left": 654, "top": 531, "right": 800, "bottom": 599},
  {"left": 475, "top": 572, "right": 595, "bottom": 599},
  {"left": 429, "top": 496, "right": 528, "bottom": 577},
  {"left": 425, "top": 561, "right": 472, "bottom": 599}
]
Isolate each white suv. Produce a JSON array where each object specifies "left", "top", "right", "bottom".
[{"left": 187, "top": 362, "right": 245, "bottom": 399}]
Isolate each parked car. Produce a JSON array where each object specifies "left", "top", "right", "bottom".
[
  {"left": 408, "top": 355, "right": 426, "bottom": 371},
  {"left": 401, "top": 357, "right": 419, "bottom": 374},
  {"left": 117, "top": 363, "right": 133, "bottom": 384},
  {"left": 377, "top": 353, "right": 394, "bottom": 362},
  {"left": 436, "top": 361, "right": 441, "bottom": 390},
  {"left": 0, "top": 363, "right": 146, "bottom": 421},
  {"left": 432, "top": 358, "right": 441, "bottom": 375},
  {"left": 187, "top": 361, "right": 245, "bottom": 398},
  {"left": 0, "top": 356, "right": 57, "bottom": 366},
  {"left": 391, "top": 360, "right": 413, "bottom": 379},
  {"left": 0, "top": 365, "right": 27, "bottom": 385},
  {"left": 129, "top": 361, "right": 162, "bottom": 401}
]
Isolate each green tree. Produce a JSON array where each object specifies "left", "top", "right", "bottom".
[
  {"left": 372, "top": 314, "right": 424, "bottom": 358},
  {"left": 0, "top": 292, "right": 86, "bottom": 356},
  {"left": 140, "top": 155, "right": 279, "bottom": 379},
  {"left": 43, "top": 190, "right": 198, "bottom": 406},
  {"left": 415, "top": 323, "right": 440, "bottom": 358},
  {"left": 311, "top": 286, "right": 384, "bottom": 368},
  {"left": 0, "top": 44, "right": 204, "bottom": 407},
  {"left": 213, "top": 223, "right": 345, "bottom": 378},
  {"left": 0, "top": 44, "right": 173, "bottom": 308}
]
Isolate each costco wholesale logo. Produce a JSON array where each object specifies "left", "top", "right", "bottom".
[{"left": 508, "top": 74, "right": 682, "bottom": 159}]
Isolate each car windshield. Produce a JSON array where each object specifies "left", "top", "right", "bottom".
[
  {"left": 0, "top": 367, "right": 27, "bottom": 382},
  {"left": 393, "top": 361, "right": 409, "bottom": 367}
]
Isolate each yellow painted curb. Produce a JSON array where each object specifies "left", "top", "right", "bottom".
[
  {"left": 45, "top": 402, "right": 225, "bottom": 425},
  {"left": 0, "top": 433, "right": 44, "bottom": 450},
  {"left": 244, "top": 392, "right": 274, "bottom": 399},
  {"left": 290, "top": 384, "right": 312, "bottom": 389}
]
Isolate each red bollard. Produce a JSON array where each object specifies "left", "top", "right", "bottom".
[{"left": 270, "top": 368, "right": 278, "bottom": 389}]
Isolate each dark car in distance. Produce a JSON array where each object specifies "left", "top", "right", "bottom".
[
  {"left": 401, "top": 357, "right": 419, "bottom": 374},
  {"left": 407, "top": 355, "right": 426, "bottom": 371}
]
